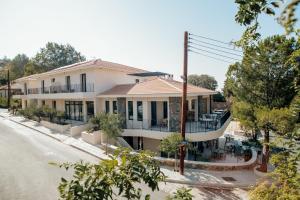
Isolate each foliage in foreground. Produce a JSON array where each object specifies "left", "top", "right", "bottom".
[
  {"left": 52, "top": 148, "right": 166, "bottom": 200},
  {"left": 249, "top": 138, "right": 300, "bottom": 200},
  {"left": 166, "top": 187, "right": 194, "bottom": 200}
]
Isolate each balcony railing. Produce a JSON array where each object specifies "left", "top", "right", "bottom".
[
  {"left": 126, "top": 111, "right": 230, "bottom": 133},
  {"left": 26, "top": 83, "right": 94, "bottom": 95}
]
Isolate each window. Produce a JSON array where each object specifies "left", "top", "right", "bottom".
[
  {"left": 113, "top": 101, "right": 117, "bottom": 114},
  {"left": 41, "top": 80, "right": 45, "bottom": 93},
  {"left": 52, "top": 101, "right": 56, "bottom": 109},
  {"left": 65, "top": 101, "right": 83, "bottom": 121},
  {"left": 80, "top": 73, "right": 87, "bottom": 92},
  {"left": 51, "top": 78, "right": 55, "bottom": 83},
  {"left": 105, "top": 101, "right": 110, "bottom": 113},
  {"left": 86, "top": 101, "right": 94, "bottom": 118},
  {"left": 42, "top": 100, "right": 45, "bottom": 106},
  {"left": 137, "top": 101, "right": 143, "bottom": 121},
  {"left": 163, "top": 101, "right": 168, "bottom": 119},
  {"left": 128, "top": 101, "right": 133, "bottom": 120},
  {"left": 135, "top": 79, "right": 139, "bottom": 83},
  {"left": 65, "top": 76, "right": 71, "bottom": 92}
]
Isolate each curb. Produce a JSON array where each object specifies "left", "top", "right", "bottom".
[
  {"left": 164, "top": 178, "right": 252, "bottom": 190},
  {"left": 0, "top": 113, "right": 255, "bottom": 189}
]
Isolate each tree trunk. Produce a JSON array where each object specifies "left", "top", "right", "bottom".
[{"left": 259, "top": 129, "right": 269, "bottom": 172}]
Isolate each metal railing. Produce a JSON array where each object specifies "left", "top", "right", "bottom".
[
  {"left": 26, "top": 83, "right": 94, "bottom": 94},
  {"left": 125, "top": 111, "right": 231, "bottom": 133}
]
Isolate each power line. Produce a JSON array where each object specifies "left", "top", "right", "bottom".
[
  {"left": 189, "top": 37, "right": 243, "bottom": 53},
  {"left": 189, "top": 50, "right": 233, "bottom": 64},
  {"left": 189, "top": 33, "right": 234, "bottom": 46},
  {"left": 189, "top": 41, "right": 243, "bottom": 57},
  {"left": 188, "top": 45, "right": 241, "bottom": 61}
]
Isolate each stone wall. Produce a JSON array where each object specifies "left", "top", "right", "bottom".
[{"left": 169, "top": 97, "right": 181, "bottom": 132}]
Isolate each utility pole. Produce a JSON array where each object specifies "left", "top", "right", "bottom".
[
  {"left": 179, "top": 31, "right": 188, "bottom": 175},
  {"left": 7, "top": 70, "right": 11, "bottom": 109}
]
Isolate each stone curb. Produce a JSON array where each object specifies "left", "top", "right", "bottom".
[
  {"left": 0, "top": 112, "right": 255, "bottom": 189},
  {"left": 165, "top": 178, "right": 253, "bottom": 190}
]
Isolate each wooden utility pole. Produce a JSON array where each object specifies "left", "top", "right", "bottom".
[
  {"left": 7, "top": 70, "right": 11, "bottom": 109},
  {"left": 179, "top": 31, "right": 188, "bottom": 175}
]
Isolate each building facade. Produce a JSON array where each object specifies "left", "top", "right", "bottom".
[{"left": 14, "top": 59, "right": 231, "bottom": 153}]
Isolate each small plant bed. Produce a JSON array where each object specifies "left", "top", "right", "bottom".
[{"left": 18, "top": 105, "right": 66, "bottom": 122}]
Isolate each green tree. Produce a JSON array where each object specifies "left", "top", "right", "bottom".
[
  {"left": 160, "top": 133, "right": 182, "bottom": 171},
  {"left": 24, "top": 60, "right": 45, "bottom": 76},
  {"left": 188, "top": 74, "right": 218, "bottom": 90},
  {"left": 52, "top": 148, "right": 166, "bottom": 200},
  {"left": 225, "top": 35, "right": 298, "bottom": 172},
  {"left": 98, "top": 113, "right": 123, "bottom": 154},
  {"left": 33, "top": 42, "right": 86, "bottom": 69},
  {"left": 7, "top": 54, "right": 29, "bottom": 80},
  {"left": 234, "top": 0, "right": 300, "bottom": 46}
]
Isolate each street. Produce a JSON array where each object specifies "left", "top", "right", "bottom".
[
  {"left": 0, "top": 115, "right": 170, "bottom": 200},
  {"left": 0, "top": 110, "right": 248, "bottom": 200}
]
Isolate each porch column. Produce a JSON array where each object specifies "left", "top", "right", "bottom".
[
  {"left": 22, "top": 99, "right": 26, "bottom": 109},
  {"left": 209, "top": 95, "right": 212, "bottom": 113},
  {"left": 94, "top": 98, "right": 98, "bottom": 115},
  {"left": 117, "top": 97, "right": 127, "bottom": 128},
  {"left": 83, "top": 100, "right": 87, "bottom": 122},
  {"left": 195, "top": 99, "right": 198, "bottom": 121},
  {"left": 169, "top": 97, "right": 181, "bottom": 132}
]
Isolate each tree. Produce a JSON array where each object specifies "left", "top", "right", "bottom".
[
  {"left": 7, "top": 54, "right": 29, "bottom": 80},
  {"left": 98, "top": 113, "right": 123, "bottom": 154},
  {"left": 52, "top": 148, "right": 166, "bottom": 200},
  {"left": 24, "top": 60, "right": 45, "bottom": 76},
  {"left": 225, "top": 35, "right": 298, "bottom": 172},
  {"left": 234, "top": 0, "right": 300, "bottom": 46},
  {"left": 188, "top": 74, "right": 218, "bottom": 90},
  {"left": 160, "top": 133, "right": 184, "bottom": 171},
  {"left": 33, "top": 42, "right": 86, "bottom": 69}
]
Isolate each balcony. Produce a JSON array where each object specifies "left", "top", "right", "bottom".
[
  {"left": 126, "top": 111, "right": 231, "bottom": 133},
  {"left": 27, "top": 83, "right": 94, "bottom": 95}
]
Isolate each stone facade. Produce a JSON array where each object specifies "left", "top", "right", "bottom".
[
  {"left": 117, "top": 97, "right": 127, "bottom": 128},
  {"left": 169, "top": 97, "right": 181, "bottom": 132}
]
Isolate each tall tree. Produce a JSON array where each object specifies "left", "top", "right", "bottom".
[
  {"left": 7, "top": 54, "right": 29, "bottom": 80},
  {"left": 188, "top": 74, "right": 218, "bottom": 90},
  {"left": 24, "top": 42, "right": 86, "bottom": 75},
  {"left": 225, "top": 35, "right": 298, "bottom": 172}
]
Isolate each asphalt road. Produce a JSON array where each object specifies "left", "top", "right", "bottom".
[{"left": 0, "top": 115, "right": 169, "bottom": 200}]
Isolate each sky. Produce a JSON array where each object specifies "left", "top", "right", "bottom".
[{"left": 0, "top": 0, "right": 290, "bottom": 89}]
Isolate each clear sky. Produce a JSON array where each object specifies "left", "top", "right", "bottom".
[{"left": 0, "top": 0, "right": 288, "bottom": 89}]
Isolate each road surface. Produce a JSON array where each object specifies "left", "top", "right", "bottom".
[
  {"left": 0, "top": 109, "right": 248, "bottom": 200},
  {"left": 0, "top": 115, "right": 169, "bottom": 200}
]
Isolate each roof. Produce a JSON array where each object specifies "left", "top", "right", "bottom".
[
  {"left": 0, "top": 82, "right": 21, "bottom": 90},
  {"left": 128, "top": 71, "right": 171, "bottom": 77},
  {"left": 98, "top": 77, "right": 217, "bottom": 97},
  {"left": 16, "top": 59, "right": 148, "bottom": 82}
]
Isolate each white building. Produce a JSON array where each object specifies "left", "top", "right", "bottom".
[{"left": 14, "top": 59, "right": 231, "bottom": 153}]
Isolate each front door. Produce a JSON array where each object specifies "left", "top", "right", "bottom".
[{"left": 151, "top": 101, "right": 157, "bottom": 126}]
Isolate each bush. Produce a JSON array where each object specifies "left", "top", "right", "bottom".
[{"left": 18, "top": 105, "right": 67, "bottom": 125}]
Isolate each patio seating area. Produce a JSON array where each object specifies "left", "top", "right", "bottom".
[{"left": 187, "top": 132, "right": 252, "bottom": 163}]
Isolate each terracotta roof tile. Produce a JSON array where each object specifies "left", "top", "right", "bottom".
[{"left": 98, "top": 77, "right": 216, "bottom": 97}]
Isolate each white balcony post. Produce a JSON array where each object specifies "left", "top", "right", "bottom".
[{"left": 83, "top": 100, "right": 87, "bottom": 122}]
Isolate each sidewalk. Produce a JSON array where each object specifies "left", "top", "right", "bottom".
[{"left": 0, "top": 110, "right": 258, "bottom": 189}]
